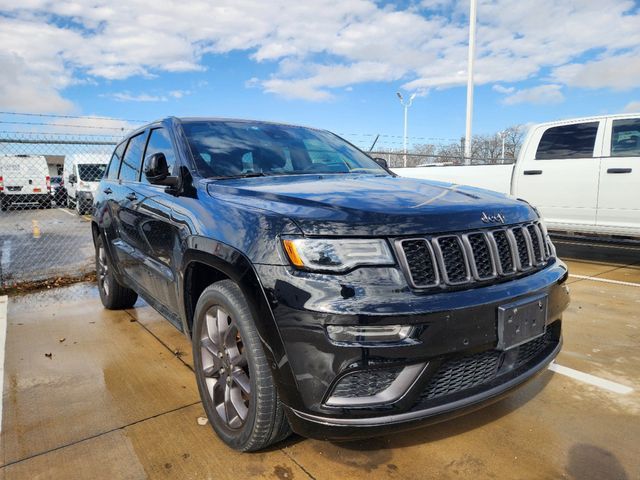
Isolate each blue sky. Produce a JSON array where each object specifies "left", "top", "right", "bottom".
[{"left": 1, "top": 0, "right": 639, "bottom": 149}]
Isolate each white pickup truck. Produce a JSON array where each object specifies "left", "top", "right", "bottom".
[{"left": 394, "top": 113, "right": 640, "bottom": 238}]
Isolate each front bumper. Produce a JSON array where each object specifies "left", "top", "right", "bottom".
[
  {"left": 286, "top": 336, "right": 561, "bottom": 440},
  {"left": 256, "top": 258, "right": 569, "bottom": 438}
]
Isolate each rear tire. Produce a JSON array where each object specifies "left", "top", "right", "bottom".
[
  {"left": 95, "top": 235, "right": 138, "bottom": 309},
  {"left": 192, "top": 280, "right": 291, "bottom": 451}
]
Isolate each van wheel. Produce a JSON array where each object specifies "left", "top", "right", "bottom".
[
  {"left": 192, "top": 280, "right": 291, "bottom": 451},
  {"left": 95, "top": 235, "right": 138, "bottom": 309},
  {"left": 75, "top": 197, "right": 85, "bottom": 215}
]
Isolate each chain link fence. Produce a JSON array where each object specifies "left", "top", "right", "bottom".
[
  {"left": 0, "top": 132, "right": 118, "bottom": 290},
  {"left": 0, "top": 129, "right": 511, "bottom": 292}
]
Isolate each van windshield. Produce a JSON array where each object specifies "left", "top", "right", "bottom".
[
  {"left": 78, "top": 164, "right": 107, "bottom": 181},
  {"left": 181, "top": 121, "right": 389, "bottom": 179}
]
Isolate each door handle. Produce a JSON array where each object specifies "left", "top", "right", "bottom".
[
  {"left": 126, "top": 192, "right": 138, "bottom": 201},
  {"left": 523, "top": 170, "right": 543, "bottom": 175},
  {"left": 103, "top": 187, "right": 113, "bottom": 194},
  {"left": 607, "top": 168, "right": 632, "bottom": 174}
]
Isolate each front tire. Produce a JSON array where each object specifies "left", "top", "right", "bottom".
[
  {"left": 192, "top": 280, "right": 290, "bottom": 451},
  {"left": 95, "top": 235, "right": 138, "bottom": 309}
]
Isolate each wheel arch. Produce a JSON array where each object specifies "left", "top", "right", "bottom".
[{"left": 181, "top": 238, "right": 296, "bottom": 401}]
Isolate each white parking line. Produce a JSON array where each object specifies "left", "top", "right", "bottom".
[
  {"left": 548, "top": 362, "right": 634, "bottom": 395},
  {"left": 0, "top": 295, "right": 7, "bottom": 434},
  {"left": 569, "top": 274, "right": 640, "bottom": 288},
  {"left": 1, "top": 239, "right": 11, "bottom": 274},
  {"left": 57, "top": 208, "right": 76, "bottom": 217}
]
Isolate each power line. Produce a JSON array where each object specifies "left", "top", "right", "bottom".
[
  {"left": 0, "top": 120, "right": 132, "bottom": 131},
  {"left": 0, "top": 111, "right": 147, "bottom": 123}
]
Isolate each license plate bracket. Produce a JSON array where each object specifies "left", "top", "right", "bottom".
[{"left": 497, "top": 294, "right": 548, "bottom": 351}]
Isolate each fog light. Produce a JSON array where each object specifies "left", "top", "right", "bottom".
[{"left": 326, "top": 325, "right": 413, "bottom": 343}]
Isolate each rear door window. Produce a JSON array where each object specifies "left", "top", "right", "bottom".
[
  {"left": 536, "top": 122, "right": 599, "bottom": 160},
  {"left": 119, "top": 132, "right": 147, "bottom": 182},
  {"left": 107, "top": 143, "right": 126, "bottom": 180},
  {"left": 611, "top": 119, "right": 640, "bottom": 157}
]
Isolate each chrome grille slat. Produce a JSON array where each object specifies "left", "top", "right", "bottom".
[{"left": 398, "top": 222, "right": 551, "bottom": 289}]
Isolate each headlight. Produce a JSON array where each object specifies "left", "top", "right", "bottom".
[{"left": 282, "top": 238, "right": 394, "bottom": 272}]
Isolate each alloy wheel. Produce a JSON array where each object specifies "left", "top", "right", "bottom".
[
  {"left": 200, "top": 306, "right": 251, "bottom": 429},
  {"left": 97, "top": 246, "right": 110, "bottom": 296}
]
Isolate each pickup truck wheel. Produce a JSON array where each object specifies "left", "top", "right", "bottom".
[
  {"left": 75, "top": 197, "right": 85, "bottom": 215},
  {"left": 95, "top": 235, "right": 138, "bottom": 309},
  {"left": 192, "top": 280, "right": 291, "bottom": 451}
]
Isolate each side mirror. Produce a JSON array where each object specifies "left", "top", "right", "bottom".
[
  {"left": 68, "top": 173, "right": 77, "bottom": 184},
  {"left": 373, "top": 157, "right": 389, "bottom": 170},
  {"left": 144, "top": 153, "right": 178, "bottom": 187}
]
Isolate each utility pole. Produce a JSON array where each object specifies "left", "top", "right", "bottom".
[
  {"left": 464, "top": 0, "right": 477, "bottom": 165},
  {"left": 396, "top": 91, "right": 416, "bottom": 167},
  {"left": 500, "top": 130, "right": 506, "bottom": 163}
]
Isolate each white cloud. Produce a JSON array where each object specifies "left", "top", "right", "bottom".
[
  {"left": 0, "top": 53, "right": 75, "bottom": 113},
  {"left": 492, "top": 84, "right": 515, "bottom": 94},
  {"left": 624, "top": 101, "right": 640, "bottom": 113},
  {"left": 552, "top": 49, "right": 640, "bottom": 90},
  {"left": 169, "top": 89, "right": 191, "bottom": 99},
  {"left": 501, "top": 84, "right": 565, "bottom": 105},
  {"left": 0, "top": 0, "right": 639, "bottom": 106},
  {"left": 111, "top": 92, "right": 168, "bottom": 102}
]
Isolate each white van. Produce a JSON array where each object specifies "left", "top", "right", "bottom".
[
  {"left": 63, "top": 154, "right": 109, "bottom": 215},
  {"left": 0, "top": 155, "right": 51, "bottom": 211},
  {"left": 396, "top": 113, "right": 640, "bottom": 238}
]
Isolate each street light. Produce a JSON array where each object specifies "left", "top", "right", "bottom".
[
  {"left": 464, "top": 0, "right": 477, "bottom": 164},
  {"left": 396, "top": 91, "right": 417, "bottom": 168}
]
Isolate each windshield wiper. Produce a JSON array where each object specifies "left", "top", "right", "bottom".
[{"left": 210, "top": 172, "right": 267, "bottom": 180}]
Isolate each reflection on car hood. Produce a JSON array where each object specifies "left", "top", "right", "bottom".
[{"left": 206, "top": 174, "right": 536, "bottom": 236}]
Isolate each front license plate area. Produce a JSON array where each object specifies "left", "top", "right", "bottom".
[{"left": 497, "top": 294, "right": 548, "bottom": 351}]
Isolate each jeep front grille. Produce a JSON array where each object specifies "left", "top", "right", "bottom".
[{"left": 396, "top": 222, "right": 552, "bottom": 289}]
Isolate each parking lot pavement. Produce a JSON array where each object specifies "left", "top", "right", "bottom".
[
  {"left": 1, "top": 245, "right": 639, "bottom": 479},
  {"left": 0, "top": 207, "right": 92, "bottom": 287}
]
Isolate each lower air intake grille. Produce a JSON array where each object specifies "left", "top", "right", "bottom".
[
  {"left": 331, "top": 367, "right": 403, "bottom": 398},
  {"left": 420, "top": 328, "right": 556, "bottom": 402},
  {"left": 421, "top": 350, "right": 501, "bottom": 400}
]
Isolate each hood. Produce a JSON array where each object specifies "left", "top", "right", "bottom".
[{"left": 206, "top": 174, "right": 536, "bottom": 236}]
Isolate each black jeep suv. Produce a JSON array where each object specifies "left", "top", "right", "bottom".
[{"left": 92, "top": 117, "right": 569, "bottom": 451}]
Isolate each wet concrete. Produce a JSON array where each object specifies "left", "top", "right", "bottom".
[{"left": 1, "top": 240, "right": 639, "bottom": 479}]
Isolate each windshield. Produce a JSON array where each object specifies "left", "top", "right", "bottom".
[
  {"left": 181, "top": 121, "right": 388, "bottom": 179},
  {"left": 78, "top": 164, "right": 107, "bottom": 182}
]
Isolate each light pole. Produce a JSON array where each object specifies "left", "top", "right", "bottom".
[
  {"left": 500, "top": 130, "right": 506, "bottom": 163},
  {"left": 464, "top": 0, "right": 477, "bottom": 164},
  {"left": 396, "top": 91, "right": 416, "bottom": 167}
]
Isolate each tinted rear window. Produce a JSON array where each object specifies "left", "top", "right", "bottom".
[
  {"left": 611, "top": 119, "right": 640, "bottom": 157},
  {"left": 120, "top": 132, "right": 147, "bottom": 182},
  {"left": 536, "top": 122, "right": 599, "bottom": 160},
  {"left": 107, "top": 143, "right": 126, "bottom": 180}
]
